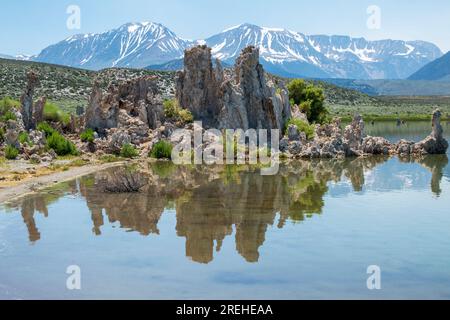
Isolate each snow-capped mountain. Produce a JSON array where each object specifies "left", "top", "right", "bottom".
[
  {"left": 33, "top": 22, "right": 443, "bottom": 79},
  {"left": 0, "top": 53, "right": 35, "bottom": 61},
  {"left": 205, "top": 23, "right": 442, "bottom": 79},
  {"left": 35, "top": 22, "right": 192, "bottom": 70}
]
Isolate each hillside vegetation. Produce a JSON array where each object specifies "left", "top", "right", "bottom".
[
  {"left": 0, "top": 58, "right": 175, "bottom": 113},
  {"left": 1, "top": 58, "right": 449, "bottom": 121}
]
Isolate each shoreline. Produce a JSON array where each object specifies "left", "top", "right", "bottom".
[{"left": 0, "top": 161, "right": 126, "bottom": 204}]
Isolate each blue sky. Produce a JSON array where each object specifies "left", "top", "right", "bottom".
[{"left": 1, "top": 0, "right": 449, "bottom": 55}]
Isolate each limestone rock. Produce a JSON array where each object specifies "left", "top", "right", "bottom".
[
  {"left": 33, "top": 97, "right": 46, "bottom": 126},
  {"left": 5, "top": 120, "right": 20, "bottom": 148},
  {"left": 20, "top": 71, "right": 39, "bottom": 130},
  {"left": 20, "top": 71, "right": 46, "bottom": 130},
  {"left": 291, "top": 107, "right": 309, "bottom": 124},
  {"left": 316, "top": 119, "right": 341, "bottom": 139},
  {"left": 412, "top": 110, "right": 448, "bottom": 155},
  {"left": 279, "top": 137, "right": 289, "bottom": 153},
  {"left": 319, "top": 139, "right": 346, "bottom": 158},
  {"left": 176, "top": 45, "right": 291, "bottom": 131},
  {"left": 30, "top": 154, "right": 41, "bottom": 164},
  {"left": 220, "top": 46, "right": 291, "bottom": 130},
  {"left": 300, "top": 144, "right": 321, "bottom": 158},
  {"left": 106, "top": 129, "right": 132, "bottom": 154},
  {"left": 29, "top": 130, "right": 46, "bottom": 148},
  {"left": 288, "top": 141, "right": 303, "bottom": 155},
  {"left": 343, "top": 114, "right": 365, "bottom": 156},
  {"left": 362, "top": 136, "right": 392, "bottom": 155},
  {"left": 287, "top": 124, "right": 300, "bottom": 141},
  {"left": 394, "top": 139, "right": 414, "bottom": 157},
  {"left": 176, "top": 45, "right": 221, "bottom": 127},
  {"left": 85, "top": 76, "right": 165, "bottom": 135}
]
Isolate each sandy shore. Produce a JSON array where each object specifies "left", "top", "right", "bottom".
[{"left": 0, "top": 162, "right": 125, "bottom": 204}]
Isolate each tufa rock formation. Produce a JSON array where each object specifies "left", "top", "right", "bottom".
[
  {"left": 413, "top": 109, "right": 449, "bottom": 155},
  {"left": 175, "top": 46, "right": 221, "bottom": 126},
  {"left": 176, "top": 45, "right": 291, "bottom": 130},
  {"left": 85, "top": 76, "right": 165, "bottom": 135},
  {"left": 284, "top": 110, "right": 448, "bottom": 159},
  {"left": 20, "top": 71, "right": 46, "bottom": 130}
]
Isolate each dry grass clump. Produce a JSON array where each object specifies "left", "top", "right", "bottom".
[{"left": 97, "top": 167, "right": 148, "bottom": 193}]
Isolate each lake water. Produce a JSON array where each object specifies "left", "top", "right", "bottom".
[{"left": 1, "top": 121, "right": 450, "bottom": 299}]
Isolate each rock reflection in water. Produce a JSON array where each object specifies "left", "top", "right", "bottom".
[{"left": 4, "top": 155, "right": 448, "bottom": 263}]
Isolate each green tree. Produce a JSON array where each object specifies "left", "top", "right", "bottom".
[
  {"left": 287, "top": 79, "right": 308, "bottom": 106},
  {"left": 287, "top": 79, "right": 328, "bottom": 124}
]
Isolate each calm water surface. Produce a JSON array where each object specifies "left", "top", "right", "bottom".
[{"left": 0, "top": 121, "right": 449, "bottom": 299}]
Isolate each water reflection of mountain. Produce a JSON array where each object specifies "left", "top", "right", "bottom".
[{"left": 4, "top": 155, "right": 448, "bottom": 263}]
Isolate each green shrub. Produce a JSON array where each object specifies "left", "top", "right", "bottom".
[
  {"left": 46, "top": 132, "right": 78, "bottom": 156},
  {"left": 288, "top": 79, "right": 329, "bottom": 124},
  {"left": 0, "top": 127, "right": 5, "bottom": 142},
  {"left": 163, "top": 99, "right": 194, "bottom": 124},
  {"left": 1, "top": 111, "right": 17, "bottom": 122},
  {"left": 44, "top": 102, "right": 70, "bottom": 125},
  {"left": 37, "top": 122, "right": 56, "bottom": 137},
  {"left": 0, "top": 97, "right": 20, "bottom": 115},
  {"left": 150, "top": 140, "right": 173, "bottom": 159},
  {"left": 178, "top": 109, "right": 194, "bottom": 124},
  {"left": 18, "top": 132, "right": 31, "bottom": 145},
  {"left": 100, "top": 154, "right": 123, "bottom": 163},
  {"left": 80, "top": 128, "right": 95, "bottom": 143},
  {"left": 163, "top": 99, "right": 179, "bottom": 118},
  {"left": 285, "top": 118, "right": 315, "bottom": 140},
  {"left": 5, "top": 145, "right": 19, "bottom": 160},
  {"left": 119, "top": 143, "right": 139, "bottom": 158}
]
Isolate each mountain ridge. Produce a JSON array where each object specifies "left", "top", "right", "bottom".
[
  {"left": 31, "top": 21, "right": 443, "bottom": 79},
  {"left": 408, "top": 51, "right": 450, "bottom": 80}
]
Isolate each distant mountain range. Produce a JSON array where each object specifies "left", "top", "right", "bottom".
[
  {"left": 0, "top": 53, "right": 32, "bottom": 61},
  {"left": 29, "top": 22, "right": 443, "bottom": 80},
  {"left": 408, "top": 51, "right": 450, "bottom": 81},
  {"left": 35, "top": 22, "right": 189, "bottom": 70}
]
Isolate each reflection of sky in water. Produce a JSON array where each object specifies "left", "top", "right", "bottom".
[
  {"left": 0, "top": 122, "right": 450, "bottom": 299},
  {"left": 331, "top": 159, "right": 433, "bottom": 194}
]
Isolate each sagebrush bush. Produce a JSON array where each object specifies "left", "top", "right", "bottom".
[
  {"left": 5, "top": 144, "right": 19, "bottom": 160},
  {"left": 44, "top": 102, "right": 70, "bottom": 125},
  {"left": 150, "top": 140, "right": 173, "bottom": 159},
  {"left": 1, "top": 110, "right": 17, "bottom": 122},
  {"left": 98, "top": 167, "right": 147, "bottom": 193},
  {"left": 163, "top": 99, "right": 179, "bottom": 118},
  {"left": 0, "top": 97, "right": 20, "bottom": 115},
  {"left": 18, "top": 132, "right": 31, "bottom": 145},
  {"left": 285, "top": 118, "right": 315, "bottom": 140},
  {"left": 80, "top": 128, "right": 95, "bottom": 143},
  {"left": 163, "top": 99, "right": 194, "bottom": 124},
  {"left": 119, "top": 143, "right": 139, "bottom": 158},
  {"left": 178, "top": 109, "right": 194, "bottom": 124},
  {"left": 46, "top": 131, "right": 78, "bottom": 156},
  {"left": 37, "top": 122, "right": 56, "bottom": 137}
]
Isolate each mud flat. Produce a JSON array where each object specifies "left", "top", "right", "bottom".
[{"left": 0, "top": 161, "right": 125, "bottom": 204}]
